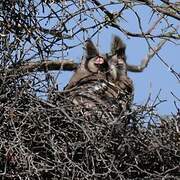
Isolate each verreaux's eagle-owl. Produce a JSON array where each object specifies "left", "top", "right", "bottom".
[{"left": 64, "top": 36, "right": 134, "bottom": 114}]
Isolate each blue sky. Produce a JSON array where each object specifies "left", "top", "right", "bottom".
[
  {"left": 59, "top": 32, "right": 179, "bottom": 115},
  {"left": 36, "top": 1, "right": 179, "bottom": 115},
  {"left": 55, "top": 1, "right": 179, "bottom": 115}
]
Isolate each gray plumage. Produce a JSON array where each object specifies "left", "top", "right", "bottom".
[{"left": 64, "top": 37, "right": 134, "bottom": 114}]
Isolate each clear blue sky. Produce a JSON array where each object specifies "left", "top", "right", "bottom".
[
  {"left": 48, "top": 1, "right": 179, "bottom": 115},
  {"left": 60, "top": 34, "right": 179, "bottom": 115}
]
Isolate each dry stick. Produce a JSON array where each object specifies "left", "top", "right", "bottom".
[
  {"left": 154, "top": 6, "right": 180, "bottom": 21},
  {"left": 1, "top": 60, "right": 78, "bottom": 76},
  {"left": 0, "top": 38, "right": 173, "bottom": 75},
  {"left": 1, "top": 30, "right": 177, "bottom": 76},
  {"left": 92, "top": 0, "right": 114, "bottom": 20},
  {"left": 136, "top": 0, "right": 180, "bottom": 20},
  {"left": 126, "top": 38, "right": 167, "bottom": 72},
  {"left": 126, "top": 30, "right": 177, "bottom": 72}
]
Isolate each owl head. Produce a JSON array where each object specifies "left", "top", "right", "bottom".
[
  {"left": 85, "top": 36, "right": 127, "bottom": 81},
  {"left": 64, "top": 36, "right": 128, "bottom": 90},
  {"left": 84, "top": 39, "right": 108, "bottom": 74}
]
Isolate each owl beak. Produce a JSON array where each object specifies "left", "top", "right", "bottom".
[{"left": 94, "top": 57, "right": 104, "bottom": 65}]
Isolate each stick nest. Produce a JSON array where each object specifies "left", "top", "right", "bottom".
[{"left": 0, "top": 75, "right": 180, "bottom": 180}]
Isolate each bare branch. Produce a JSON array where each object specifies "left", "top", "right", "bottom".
[
  {"left": 1, "top": 60, "right": 78, "bottom": 76},
  {"left": 127, "top": 39, "right": 167, "bottom": 72},
  {"left": 127, "top": 29, "right": 178, "bottom": 72},
  {"left": 1, "top": 30, "right": 177, "bottom": 76},
  {"left": 136, "top": 0, "right": 180, "bottom": 20},
  {"left": 154, "top": 5, "right": 180, "bottom": 21}
]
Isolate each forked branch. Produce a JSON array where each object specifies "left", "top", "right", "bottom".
[
  {"left": 127, "top": 29, "right": 178, "bottom": 72},
  {"left": 127, "top": 38, "right": 168, "bottom": 72},
  {"left": 1, "top": 60, "right": 78, "bottom": 76},
  {"left": 1, "top": 30, "right": 178, "bottom": 76}
]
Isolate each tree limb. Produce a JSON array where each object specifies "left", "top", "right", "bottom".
[
  {"left": 136, "top": 0, "right": 180, "bottom": 20},
  {"left": 127, "top": 38, "right": 167, "bottom": 72},
  {"left": 127, "top": 29, "right": 178, "bottom": 72},
  {"left": 1, "top": 60, "right": 78, "bottom": 76},
  {"left": 1, "top": 28, "right": 178, "bottom": 76},
  {"left": 0, "top": 39, "right": 173, "bottom": 75}
]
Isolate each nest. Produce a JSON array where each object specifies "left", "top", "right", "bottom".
[{"left": 0, "top": 75, "right": 180, "bottom": 179}]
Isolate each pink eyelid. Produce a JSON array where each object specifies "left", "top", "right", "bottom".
[{"left": 94, "top": 57, "right": 104, "bottom": 64}]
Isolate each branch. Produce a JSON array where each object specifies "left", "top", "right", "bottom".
[
  {"left": 127, "top": 39, "right": 167, "bottom": 72},
  {"left": 0, "top": 38, "right": 173, "bottom": 76},
  {"left": 136, "top": 0, "right": 180, "bottom": 20},
  {"left": 1, "top": 60, "right": 78, "bottom": 76},
  {"left": 92, "top": 0, "right": 114, "bottom": 20},
  {"left": 1, "top": 29, "right": 178, "bottom": 76},
  {"left": 127, "top": 29, "right": 178, "bottom": 72},
  {"left": 3, "top": 21, "right": 71, "bottom": 40},
  {"left": 155, "top": 6, "right": 180, "bottom": 21}
]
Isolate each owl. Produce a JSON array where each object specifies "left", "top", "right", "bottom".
[{"left": 64, "top": 36, "right": 134, "bottom": 114}]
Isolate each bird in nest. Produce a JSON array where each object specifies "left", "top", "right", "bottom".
[{"left": 63, "top": 36, "right": 134, "bottom": 116}]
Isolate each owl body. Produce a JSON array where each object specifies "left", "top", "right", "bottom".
[{"left": 64, "top": 37, "right": 134, "bottom": 115}]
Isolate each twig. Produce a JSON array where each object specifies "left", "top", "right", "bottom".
[
  {"left": 127, "top": 30, "right": 177, "bottom": 72},
  {"left": 1, "top": 60, "right": 78, "bottom": 76}
]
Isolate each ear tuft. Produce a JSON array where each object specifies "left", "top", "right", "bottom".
[
  {"left": 85, "top": 39, "right": 98, "bottom": 58},
  {"left": 111, "top": 36, "right": 126, "bottom": 59}
]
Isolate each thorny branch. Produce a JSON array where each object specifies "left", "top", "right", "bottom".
[
  {"left": 0, "top": 1, "right": 180, "bottom": 179},
  {"left": 3, "top": 31, "right": 179, "bottom": 83},
  {"left": 1, "top": 60, "right": 78, "bottom": 76},
  {"left": 3, "top": 29, "right": 178, "bottom": 77},
  {"left": 0, "top": 73, "right": 179, "bottom": 179},
  {"left": 126, "top": 29, "right": 179, "bottom": 73},
  {"left": 0, "top": 0, "right": 179, "bottom": 79}
]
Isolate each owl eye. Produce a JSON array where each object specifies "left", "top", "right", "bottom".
[
  {"left": 94, "top": 57, "right": 104, "bottom": 65},
  {"left": 117, "top": 64, "right": 125, "bottom": 70}
]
